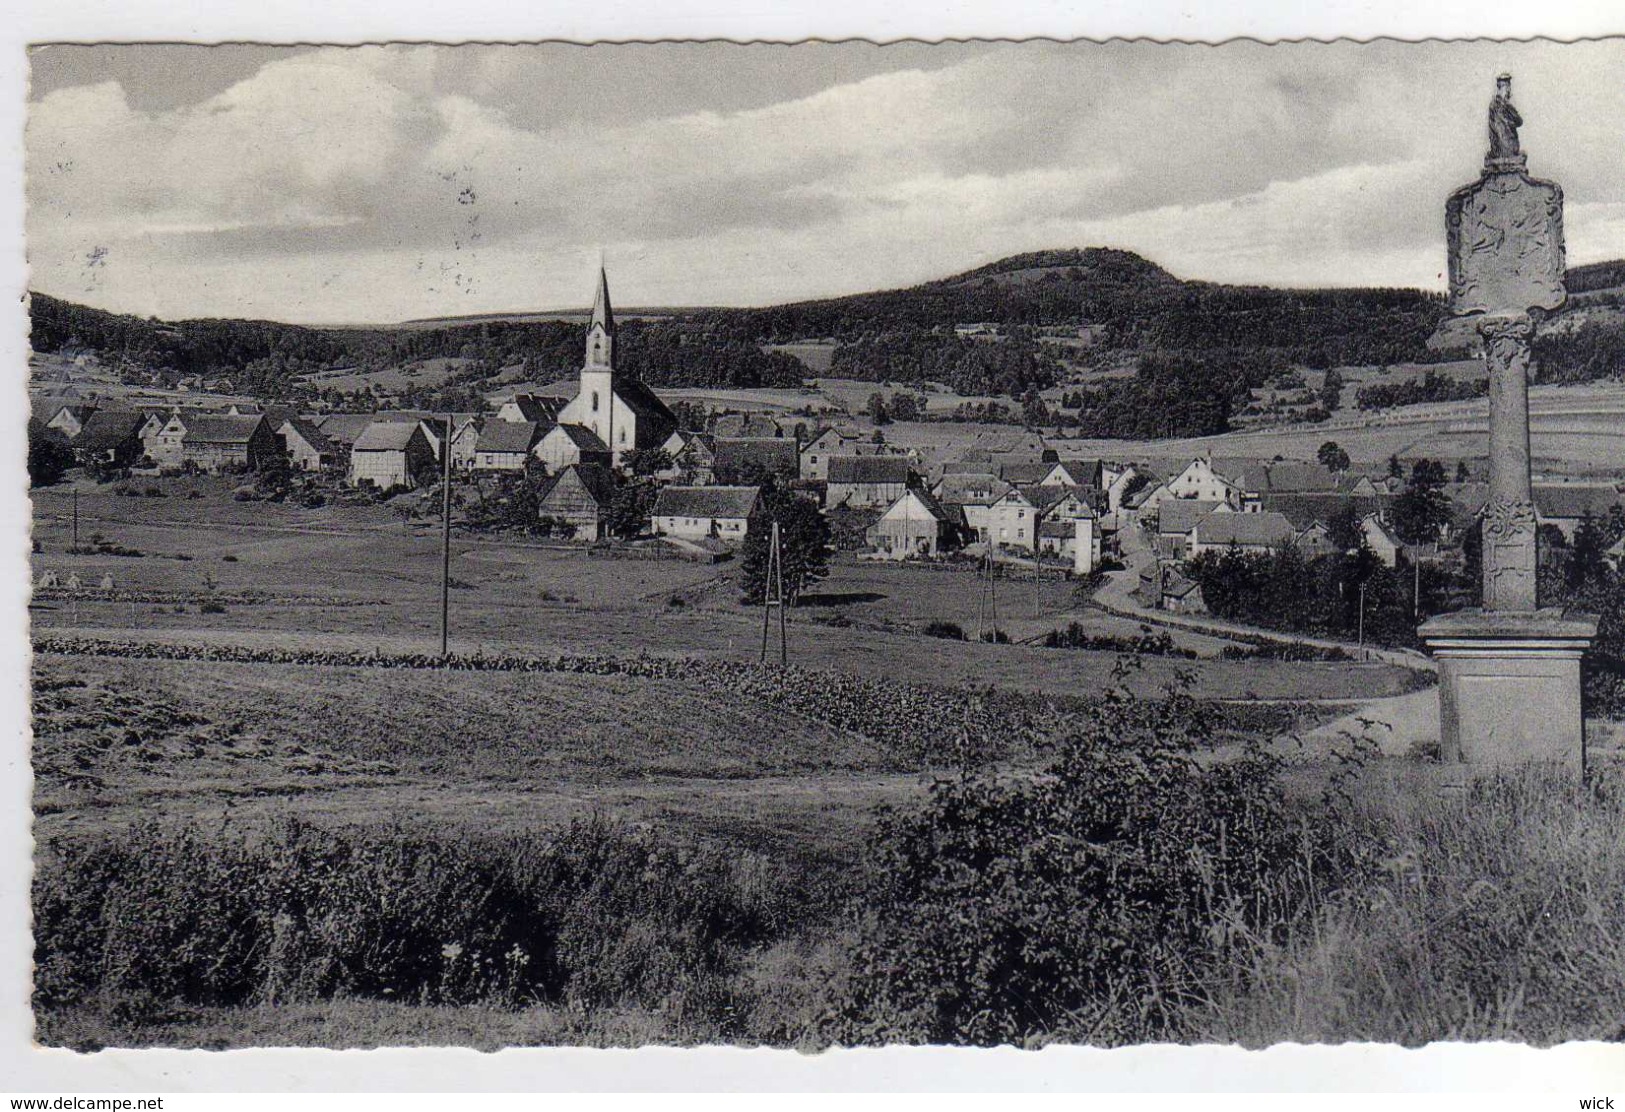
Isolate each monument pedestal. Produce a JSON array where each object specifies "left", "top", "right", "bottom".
[{"left": 1419, "top": 608, "right": 1597, "bottom": 770}]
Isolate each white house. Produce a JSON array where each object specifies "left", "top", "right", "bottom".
[
  {"left": 350, "top": 421, "right": 436, "bottom": 489},
  {"left": 1165, "top": 457, "right": 1249, "bottom": 509},
  {"left": 652, "top": 485, "right": 762, "bottom": 546},
  {"left": 535, "top": 422, "right": 612, "bottom": 472}
]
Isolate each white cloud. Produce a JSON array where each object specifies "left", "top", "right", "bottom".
[{"left": 25, "top": 40, "right": 1625, "bottom": 323}]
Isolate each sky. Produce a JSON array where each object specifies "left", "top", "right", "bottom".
[{"left": 24, "top": 39, "right": 1625, "bottom": 325}]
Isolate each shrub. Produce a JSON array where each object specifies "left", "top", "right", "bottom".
[
  {"left": 837, "top": 680, "right": 1366, "bottom": 1047},
  {"left": 33, "top": 818, "right": 806, "bottom": 1039},
  {"left": 199, "top": 602, "right": 226, "bottom": 615},
  {"left": 221, "top": 555, "right": 239, "bottom": 563},
  {"left": 921, "top": 620, "right": 966, "bottom": 640}
]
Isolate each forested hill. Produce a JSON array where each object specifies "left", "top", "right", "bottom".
[{"left": 28, "top": 247, "right": 1623, "bottom": 428}]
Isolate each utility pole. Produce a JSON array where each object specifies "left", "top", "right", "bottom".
[
  {"left": 71, "top": 487, "right": 79, "bottom": 552},
  {"left": 975, "top": 552, "right": 1000, "bottom": 643},
  {"left": 1357, "top": 579, "right": 1368, "bottom": 660},
  {"left": 439, "top": 413, "right": 453, "bottom": 659},
  {"left": 760, "top": 520, "right": 787, "bottom": 665}
]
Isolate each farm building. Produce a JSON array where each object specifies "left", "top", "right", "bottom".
[
  {"left": 801, "top": 428, "right": 874, "bottom": 481},
  {"left": 712, "top": 437, "right": 800, "bottom": 484},
  {"left": 826, "top": 455, "right": 914, "bottom": 509},
  {"left": 1533, "top": 484, "right": 1623, "bottom": 541},
  {"left": 933, "top": 472, "right": 1009, "bottom": 506},
  {"left": 497, "top": 393, "right": 565, "bottom": 425},
  {"left": 474, "top": 420, "right": 542, "bottom": 472},
  {"left": 1042, "top": 459, "right": 1104, "bottom": 489},
  {"left": 1156, "top": 499, "right": 1228, "bottom": 559},
  {"left": 278, "top": 418, "right": 339, "bottom": 472},
  {"left": 1359, "top": 514, "right": 1405, "bottom": 567},
  {"left": 866, "top": 488, "right": 961, "bottom": 558},
  {"left": 1037, "top": 512, "right": 1101, "bottom": 568},
  {"left": 1293, "top": 521, "right": 1339, "bottom": 559},
  {"left": 535, "top": 423, "right": 612, "bottom": 472},
  {"left": 1189, "top": 510, "right": 1297, "bottom": 557},
  {"left": 671, "top": 434, "right": 718, "bottom": 483},
  {"left": 447, "top": 416, "right": 483, "bottom": 470},
  {"left": 310, "top": 413, "right": 378, "bottom": 453},
  {"left": 350, "top": 420, "right": 436, "bottom": 489},
  {"left": 45, "top": 403, "right": 97, "bottom": 439},
  {"left": 552, "top": 267, "right": 678, "bottom": 466},
  {"left": 150, "top": 413, "right": 279, "bottom": 472},
  {"left": 652, "top": 485, "right": 762, "bottom": 546},
  {"left": 537, "top": 463, "right": 618, "bottom": 541},
  {"left": 70, "top": 409, "right": 147, "bottom": 467}
]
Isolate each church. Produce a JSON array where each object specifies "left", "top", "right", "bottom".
[{"left": 553, "top": 267, "right": 678, "bottom": 468}]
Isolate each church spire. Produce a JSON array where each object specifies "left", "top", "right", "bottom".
[{"left": 585, "top": 265, "right": 614, "bottom": 369}]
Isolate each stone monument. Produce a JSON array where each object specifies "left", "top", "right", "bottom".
[{"left": 1418, "top": 75, "right": 1598, "bottom": 770}]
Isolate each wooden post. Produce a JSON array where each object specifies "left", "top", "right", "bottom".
[
  {"left": 760, "top": 520, "right": 787, "bottom": 665},
  {"left": 440, "top": 413, "right": 453, "bottom": 659},
  {"left": 71, "top": 487, "right": 79, "bottom": 552}
]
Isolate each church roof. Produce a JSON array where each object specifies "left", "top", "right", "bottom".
[
  {"left": 591, "top": 265, "right": 614, "bottom": 335},
  {"left": 613, "top": 377, "right": 678, "bottom": 441}
]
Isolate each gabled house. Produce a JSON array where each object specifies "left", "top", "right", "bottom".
[
  {"left": 801, "top": 428, "right": 868, "bottom": 481},
  {"left": 45, "top": 404, "right": 97, "bottom": 439},
  {"left": 1293, "top": 521, "right": 1339, "bottom": 560},
  {"left": 932, "top": 472, "right": 1010, "bottom": 506},
  {"left": 1360, "top": 514, "right": 1405, "bottom": 567},
  {"left": 866, "top": 487, "right": 961, "bottom": 558},
  {"left": 474, "top": 420, "right": 542, "bottom": 472},
  {"left": 497, "top": 392, "right": 564, "bottom": 425},
  {"left": 152, "top": 413, "right": 279, "bottom": 472},
  {"left": 979, "top": 487, "right": 1040, "bottom": 551},
  {"left": 278, "top": 418, "right": 339, "bottom": 472},
  {"left": 535, "top": 423, "right": 611, "bottom": 472},
  {"left": 447, "top": 415, "right": 483, "bottom": 470},
  {"left": 672, "top": 433, "right": 718, "bottom": 483},
  {"left": 1189, "top": 511, "right": 1296, "bottom": 557},
  {"left": 311, "top": 413, "right": 377, "bottom": 453},
  {"left": 826, "top": 456, "right": 913, "bottom": 509},
  {"left": 652, "top": 485, "right": 762, "bottom": 546},
  {"left": 351, "top": 420, "right": 436, "bottom": 489},
  {"left": 537, "top": 463, "right": 618, "bottom": 541},
  {"left": 1156, "top": 498, "right": 1227, "bottom": 558},
  {"left": 1166, "top": 457, "right": 1250, "bottom": 510},
  {"left": 70, "top": 409, "right": 147, "bottom": 467}
]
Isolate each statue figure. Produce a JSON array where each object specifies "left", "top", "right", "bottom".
[{"left": 1488, "top": 73, "right": 1522, "bottom": 162}]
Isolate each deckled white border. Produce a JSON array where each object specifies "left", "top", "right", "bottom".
[{"left": 4, "top": 0, "right": 1625, "bottom": 1096}]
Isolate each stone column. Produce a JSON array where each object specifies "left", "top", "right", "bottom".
[
  {"left": 1479, "top": 311, "right": 1539, "bottom": 611},
  {"left": 1418, "top": 74, "right": 1596, "bottom": 772}
]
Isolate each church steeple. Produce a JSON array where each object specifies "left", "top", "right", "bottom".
[{"left": 585, "top": 265, "right": 614, "bottom": 370}]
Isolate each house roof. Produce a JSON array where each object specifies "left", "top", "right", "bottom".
[
  {"left": 653, "top": 485, "right": 761, "bottom": 519},
  {"left": 1158, "top": 499, "right": 1225, "bottom": 534},
  {"left": 934, "top": 474, "right": 1010, "bottom": 506},
  {"left": 71, "top": 408, "right": 146, "bottom": 450},
  {"left": 476, "top": 420, "right": 541, "bottom": 454},
  {"left": 354, "top": 420, "right": 426, "bottom": 452},
  {"left": 1194, "top": 511, "right": 1296, "bottom": 548},
  {"left": 181, "top": 414, "right": 265, "bottom": 445},
  {"left": 1534, "top": 484, "right": 1622, "bottom": 522},
  {"left": 543, "top": 422, "right": 610, "bottom": 452},
  {"left": 999, "top": 461, "right": 1054, "bottom": 485},
  {"left": 280, "top": 417, "right": 336, "bottom": 455},
  {"left": 539, "top": 463, "right": 617, "bottom": 509},
  {"left": 713, "top": 437, "right": 800, "bottom": 477},
  {"left": 1262, "top": 492, "right": 1389, "bottom": 530},
  {"left": 829, "top": 455, "right": 912, "bottom": 484},
  {"left": 1361, "top": 514, "right": 1404, "bottom": 550},
  {"left": 1257, "top": 462, "right": 1340, "bottom": 494},
  {"left": 882, "top": 486, "right": 952, "bottom": 522},
  {"left": 501, "top": 394, "right": 564, "bottom": 423},
  {"left": 1024, "top": 483, "right": 1097, "bottom": 516},
  {"left": 312, "top": 413, "right": 377, "bottom": 447},
  {"left": 1051, "top": 459, "right": 1104, "bottom": 487}
]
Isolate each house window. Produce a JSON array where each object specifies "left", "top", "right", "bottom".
[{"left": 592, "top": 392, "right": 600, "bottom": 412}]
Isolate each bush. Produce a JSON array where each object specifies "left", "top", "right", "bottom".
[
  {"left": 921, "top": 620, "right": 966, "bottom": 640},
  {"left": 837, "top": 680, "right": 1364, "bottom": 1046},
  {"left": 198, "top": 601, "right": 227, "bottom": 615},
  {"left": 33, "top": 818, "right": 804, "bottom": 1038},
  {"left": 1042, "top": 622, "right": 1196, "bottom": 658}
]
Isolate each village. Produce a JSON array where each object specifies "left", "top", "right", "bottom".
[{"left": 30, "top": 263, "right": 1625, "bottom": 641}]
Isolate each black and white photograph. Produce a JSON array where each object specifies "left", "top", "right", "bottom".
[{"left": 10, "top": 16, "right": 1625, "bottom": 1092}]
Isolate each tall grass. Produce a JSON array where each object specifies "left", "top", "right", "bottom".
[{"left": 1193, "top": 768, "right": 1625, "bottom": 1046}]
